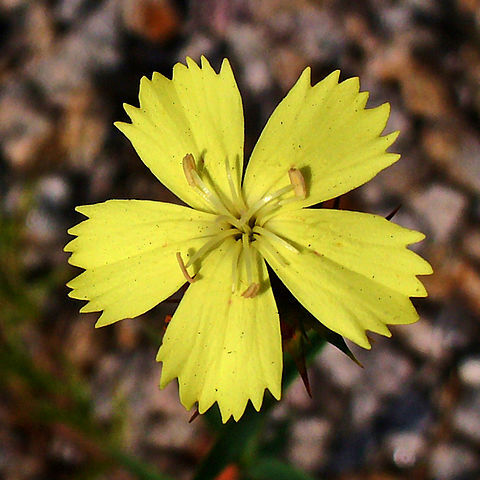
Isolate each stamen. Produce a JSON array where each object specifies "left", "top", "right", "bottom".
[
  {"left": 252, "top": 235, "right": 287, "bottom": 268},
  {"left": 242, "top": 234, "right": 253, "bottom": 285},
  {"left": 288, "top": 168, "right": 307, "bottom": 199},
  {"left": 231, "top": 240, "right": 242, "bottom": 293},
  {"left": 224, "top": 156, "right": 246, "bottom": 214},
  {"left": 242, "top": 283, "right": 260, "bottom": 298},
  {"left": 253, "top": 226, "right": 299, "bottom": 254},
  {"left": 182, "top": 153, "right": 234, "bottom": 218},
  {"left": 239, "top": 235, "right": 260, "bottom": 298},
  {"left": 190, "top": 169, "right": 232, "bottom": 216},
  {"left": 240, "top": 184, "right": 294, "bottom": 225},
  {"left": 182, "top": 154, "right": 197, "bottom": 186},
  {"left": 176, "top": 252, "right": 196, "bottom": 283},
  {"left": 185, "top": 229, "right": 238, "bottom": 268},
  {"left": 215, "top": 214, "right": 245, "bottom": 232},
  {"left": 254, "top": 202, "right": 281, "bottom": 227},
  {"left": 256, "top": 169, "right": 308, "bottom": 224}
]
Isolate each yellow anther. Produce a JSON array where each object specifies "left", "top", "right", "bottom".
[
  {"left": 176, "top": 252, "right": 196, "bottom": 284},
  {"left": 182, "top": 153, "right": 197, "bottom": 186},
  {"left": 288, "top": 167, "right": 306, "bottom": 199},
  {"left": 241, "top": 283, "right": 260, "bottom": 298}
]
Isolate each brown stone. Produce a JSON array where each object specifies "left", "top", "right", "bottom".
[{"left": 122, "top": 0, "right": 180, "bottom": 43}]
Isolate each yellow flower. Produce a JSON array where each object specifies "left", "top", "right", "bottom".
[{"left": 65, "top": 56, "right": 432, "bottom": 422}]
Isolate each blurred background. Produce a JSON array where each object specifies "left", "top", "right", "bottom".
[{"left": 1, "top": 0, "right": 480, "bottom": 479}]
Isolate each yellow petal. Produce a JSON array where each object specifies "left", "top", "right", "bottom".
[
  {"left": 157, "top": 238, "right": 282, "bottom": 423},
  {"left": 115, "top": 57, "right": 244, "bottom": 213},
  {"left": 243, "top": 68, "right": 399, "bottom": 209},
  {"left": 65, "top": 200, "right": 219, "bottom": 327},
  {"left": 258, "top": 209, "right": 432, "bottom": 349}
]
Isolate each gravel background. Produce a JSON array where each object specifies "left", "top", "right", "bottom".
[{"left": 1, "top": 1, "right": 480, "bottom": 479}]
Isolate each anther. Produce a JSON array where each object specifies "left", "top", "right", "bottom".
[
  {"left": 182, "top": 155, "right": 235, "bottom": 218},
  {"left": 182, "top": 154, "right": 197, "bottom": 186},
  {"left": 288, "top": 168, "right": 306, "bottom": 199},
  {"left": 176, "top": 252, "right": 196, "bottom": 284},
  {"left": 241, "top": 283, "right": 260, "bottom": 298}
]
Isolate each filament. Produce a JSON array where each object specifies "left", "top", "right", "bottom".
[
  {"left": 190, "top": 169, "right": 232, "bottom": 216},
  {"left": 215, "top": 214, "right": 245, "bottom": 231},
  {"left": 176, "top": 252, "right": 196, "bottom": 283},
  {"left": 231, "top": 239, "right": 242, "bottom": 293},
  {"left": 253, "top": 226, "right": 299, "bottom": 254},
  {"left": 185, "top": 229, "right": 238, "bottom": 268},
  {"left": 252, "top": 235, "right": 287, "bottom": 268},
  {"left": 224, "top": 156, "right": 246, "bottom": 214},
  {"left": 239, "top": 184, "right": 294, "bottom": 225},
  {"left": 242, "top": 234, "right": 253, "bottom": 285}
]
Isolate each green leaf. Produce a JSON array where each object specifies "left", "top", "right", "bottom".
[{"left": 248, "top": 457, "right": 315, "bottom": 480}]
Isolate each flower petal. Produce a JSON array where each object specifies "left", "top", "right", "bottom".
[
  {"left": 243, "top": 68, "right": 399, "bottom": 209},
  {"left": 115, "top": 57, "right": 244, "bottom": 213},
  {"left": 65, "top": 200, "right": 219, "bottom": 327},
  {"left": 157, "top": 238, "right": 282, "bottom": 423},
  {"left": 257, "top": 209, "right": 432, "bottom": 348}
]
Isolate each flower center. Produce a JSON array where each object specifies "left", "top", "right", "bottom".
[{"left": 177, "top": 154, "right": 305, "bottom": 297}]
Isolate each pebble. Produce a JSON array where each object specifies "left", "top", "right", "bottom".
[
  {"left": 411, "top": 183, "right": 468, "bottom": 243},
  {"left": 423, "top": 124, "right": 480, "bottom": 194},
  {"left": 145, "top": 418, "right": 195, "bottom": 450},
  {"left": 458, "top": 356, "right": 480, "bottom": 388},
  {"left": 288, "top": 417, "right": 331, "bottom": 472},
  {"left": 452, "top": 391, "right": 480, "bottom": 443},
  {"left": 316, "top": 344, "right": 363, "bottom": 390},
  {"left": 60, "top": 87, "right": 109, "bottom": 170},
  {"left": 55, "top": 0, "right": 89, "bottom": 24},
  {"left": 462, "top": 228, "right": 480, "bottom": 262},
  {"left": 361, "top": 345, "right": 414, "bottom": 397},
  {"left": 29, "top": 0, "right": 121, "bottom": 104},
  {"left": 228, "top": 24, "right": 273, "bottom": 95},
  {"left": 350, "top": 388, "right": 380, "bottom": 428},
  {"left": 385, "top": 431, "right": 426, "bottom": 469},
  {"left": 394, "top": 316, "right": 452, "bottom": 362},
  {"left": 36, "top": 175, "right": 70, "bottom": 208},
  {"left": 0, "top": 84, "right": 54, "bottom": 170},
  {"left": 429, "top": 442, "right": 479, "bottom": 480},
  {"left": 121, "top": 0, "right": 180, "bottom": 43}
]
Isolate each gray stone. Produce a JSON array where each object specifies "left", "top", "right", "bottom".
[
  {"left": 458, "top": 356, "right": 480, "bottom": 388},
  {"left": 363, "top": 344, "right": 414, "bottom": 397},
  {"left": 316, "top": 344, "right": 363, "bottom": 390},
  {"left": 394, "top": 317, "right": 449, "bottom": 362},
  {"left": 0, "top": 83, "right": 54, "bottom": 169},
  {"left": 36, "top": 175, "right": 70, "bottom": 208},
  {"left": 462, "top": 228, "right": 480, "bottom": 262},
  {"left": 385, "top": 431, "right": 427, "bottom": 468},
  {"left": 429, "top": 442, "right": 479, "bottom": 480},
  {"left": 452, "top": 391, "right": 480, "bottom": 443},
  {"left": 29, "top": 0, "right": 121, "bottom": 103},
  {"left": 55, "top": 0, "right": 88, "bottom": 23},
  {"left": 288, "top": 417, "right": 331, "bottom": 472},
  {"left": 228, "top": 24, "right": 273, "bottom": 95},
  {"left": 411, "top": 183, "right": 468, "bottom": 243}
]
